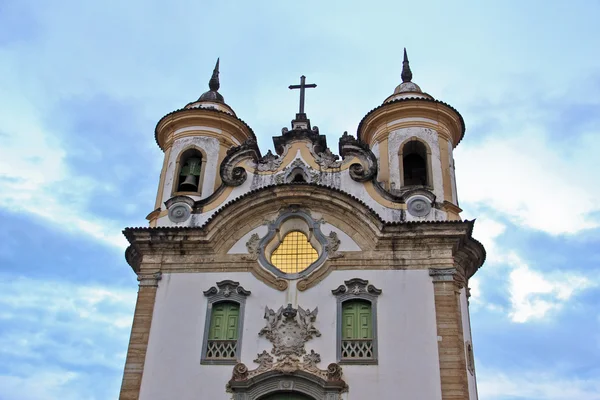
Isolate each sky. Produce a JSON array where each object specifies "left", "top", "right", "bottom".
[{"left": 0, "top": 0, "right": 599, "bottom": 399}]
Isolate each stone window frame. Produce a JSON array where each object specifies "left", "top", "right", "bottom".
[
  {"left": 171, "top": 145, "right": 208, "bottom": 197},
  {"left": 257, "top": 209, "right": 331, "bottom": 280},
  {"left": 398, "top": 136, "right": 433, "bottom": 190},
  {"left": 201, "top": 280, "right": 250, "bottom": 365},
  {"left": 331, "top": 278, "right": 382, "bottom": 365}
]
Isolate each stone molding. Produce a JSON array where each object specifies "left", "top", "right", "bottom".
[
  {"left": 331, "top": 278, "right": 381, "bottom": 364},
  {"left": 137, "top": 271, "right": 162, "bottom": 287},
  {"left": 429, "top": 267, "right": 457, "bottom": 282},
  {"left": 257, "top": 209, "right": 332, "bottom": 280},
  {"left": 201, "top": 280, "right": 250, "bottom": 365},
  {"left": 220, "top": 138, "right": 261, "bottom": 187},
  {"left": 338, "top": 131, "right": 378, "bottom": 182}
]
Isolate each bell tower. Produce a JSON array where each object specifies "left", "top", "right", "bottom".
[
  {"left": 360, "top": 49, "right": 463, "bottom": 220},
  {"left": 120, "top": 55, "right": 485, "bottom": 400},
  {"left": 147, "top": 58, "right": 256, "bottom": 227}
]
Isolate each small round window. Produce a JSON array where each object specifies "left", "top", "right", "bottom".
[{"left": 270, "top": 231, "right": 318, "bottom": 274}]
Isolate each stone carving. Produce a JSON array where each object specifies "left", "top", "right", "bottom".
[
  {"left": 407, "top": 196, "right": 432, "bottom": 217},
  {"left": 228, "top": 303, "right": 346, "bottom": 391},
  {"left": 167, "top": 203, "right": 191, "bottom": 223},
  {"left": 331, "top": 278, "right": 382, "bottom": 297},
  {"left": 280, "top": 158, "right": 320, "bottom": 184},
  {"left": 242, "top": 233, "right": 261, "bottom": 261},
  {"left": 273, "top": 124, "right": 327, "bottom": 155},
  {"left": 338, "top": 131, "right": 378, "bottom": 182},
  {"left": 165, "top": 195, "right": 195, "bottom": 223},
  {"left": 259, "top": 304, "right": 320, "bottom": 357},
  {"left": 257, "top": 150, "right": 283, "bottom": 172},
  {"left": 220, "top": 138, "right": 261, "bottom": 186},
  {"left": 315, "top": 148, "right": 342, "bottom": 169},
  {"left": 325, "top": 231, "right": 343, "bottom": 259},
  {"left": 203, "top": 280, "right": 251, "bottom": 298}
]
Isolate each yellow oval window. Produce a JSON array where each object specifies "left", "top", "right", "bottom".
[{"left": 270, "top": 231, "right": 318, "bottom": 274}]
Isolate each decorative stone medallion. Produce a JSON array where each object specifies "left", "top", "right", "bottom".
[
  {"left": 167, "top": 203, "right": 191, "bottom": 223},
  {"left": 407, "top": 195, "right": 432, "bottom": 217}
]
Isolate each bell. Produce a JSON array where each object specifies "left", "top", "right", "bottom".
[{"left": 178, "top": 174, "right": 198, "bottom": 192}]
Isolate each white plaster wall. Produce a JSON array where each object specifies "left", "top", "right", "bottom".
[
  {"left": 449, "top": 146, "right": 459, "bottom": 205},
  {"left": 371, "top": 141, "right": 380, "bottom": 166},
  {"left": 461, "top": 288, "right": 478, "bottom": 400},
  {"left": 388, "top": 126, "right": 444, "bottom": 202},
  {"left": 139, "top": 272, "right": 285, "bottom": 400},
  {"left": 227, "top": 225, "right": 269, "bottom": 254},
  {"left": 139, "top": 269, "right": 442, "bottom": 400},
  {"left": 319, "top": 222, "right": 361, "bottom": 251},
  {"left": 161, "top": 136, "right": 221, "bottom": 206}
]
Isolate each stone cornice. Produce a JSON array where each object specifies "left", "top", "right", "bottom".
[
  {"left": 357, "top": 98, "right": 465, "bottom": 148},
  {"left": 154, "top": 107, "right": 255, "bottom": 151}
]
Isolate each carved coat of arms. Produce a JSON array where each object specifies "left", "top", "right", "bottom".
[{"left": 259, "top": 303, "right": 320, "bottom": 357}]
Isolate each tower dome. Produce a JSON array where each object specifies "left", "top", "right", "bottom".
[
  {"left": 385, "top": 48, "right": 433, "bottom": 102},
  {"left": 184, "top": 58, "right": 236, "bottom": 115},
  {"left": 197, "top": 58, "right": 224, "bottom": 103}
]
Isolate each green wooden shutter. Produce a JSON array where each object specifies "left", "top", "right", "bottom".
[
  {"left": 341, "top": 300, "right": 372, "bottom": 340},
  {"left": 209, "top": 302, "right": 239, "bottom": 340}
]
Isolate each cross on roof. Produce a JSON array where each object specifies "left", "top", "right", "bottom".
[{"left": 289, "top": 75, "right": 317, "bottom": 115}]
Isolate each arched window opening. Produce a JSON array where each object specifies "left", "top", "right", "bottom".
[
  {"left": 291, "top": 173, "right": 306, "bottom": 183},
  {"left": 206, "top": 301, "right": 240, "bottom": 360},
  {"left": 270, "top": 231, "right": 318, "bottom": 274},
  {"left": 177, "top": 149, "right": 203, "bottom": 193},
  {"left": 402, "top": 140, "right": 428, "bottom": 186},
  {"left": 341, "top": 299, "right": 373, "bottom": 361}
]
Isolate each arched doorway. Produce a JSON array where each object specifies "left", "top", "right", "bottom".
[{"left": 260, "top": 393, "right": 314, "bottom": 400}]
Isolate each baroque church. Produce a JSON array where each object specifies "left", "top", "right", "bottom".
[{"left": 119, "top": 50, "right": 486, "bottom": 400}]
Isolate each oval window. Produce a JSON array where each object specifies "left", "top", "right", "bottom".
[{"left": 270, "top": 231, "right": 318, "bottom": 274}]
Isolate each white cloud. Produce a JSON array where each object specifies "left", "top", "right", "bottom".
[
  {"left": 457, "top": 130, "right": 600, "bottom": 235},
  {"left": 465, "top": 213, "right": 594, "bottom": 322},
  {"left": 478, "top": 366, "right": 600, "bottom": 400},
  {"left": 0, "top": 93, "right": 128, "bottom": 248},
  {"left": 0, "top": 277, "right": 136, "bottom": 369},
  {"left": 509, "top": 265, "right": 594, "bottom": 323}
]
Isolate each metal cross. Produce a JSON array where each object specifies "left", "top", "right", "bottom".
[{"left": 288, "top": 75, "right": 317, "bottom": 115}]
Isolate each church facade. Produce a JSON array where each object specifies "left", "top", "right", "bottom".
[{"left": 119, "top": 51, "right": 485, "bottom": 400}]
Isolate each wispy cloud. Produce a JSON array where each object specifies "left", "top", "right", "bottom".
[{"left": 478, "top": 365, "right": 600, "bottom": 400}]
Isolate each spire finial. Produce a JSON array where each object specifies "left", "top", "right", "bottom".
[
  {"left": 401, "top": 48, "right": 413, "bottom": 83},
  {"left": 208, "top": 58, "right": 220, "bottom": 91}
]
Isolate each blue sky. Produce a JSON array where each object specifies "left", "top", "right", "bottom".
[{"left": 0, "top": 1, "right": 599, "bottom": 399}]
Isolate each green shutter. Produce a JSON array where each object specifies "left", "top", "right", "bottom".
[
  {"left": 209, "top": 302, "right": 239, "bottom": 340},
  {"left": 341, "top": 300, "right": 372, "bottom": 340}
]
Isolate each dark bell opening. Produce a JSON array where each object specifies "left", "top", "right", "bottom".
[
  {"left": 177, "top": 152, "right": 202, "bottom": 192},
  {"left": 403, "top": 141, "right": 428, "bottom": 186}
]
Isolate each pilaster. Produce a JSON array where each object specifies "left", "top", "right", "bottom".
[
  {"left": 119, "top": 271, "right": 162, "bottom": 400},
  {"left": 430, "top": 268, "right": 470, "bottom": 400}
]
